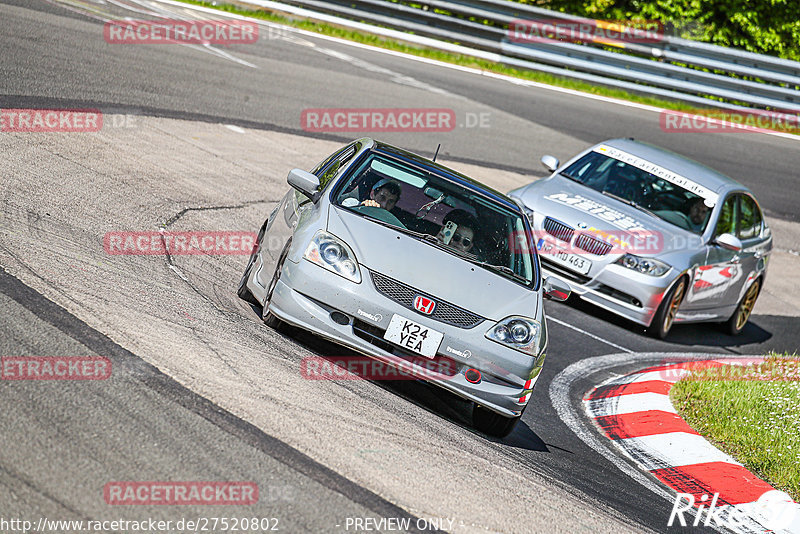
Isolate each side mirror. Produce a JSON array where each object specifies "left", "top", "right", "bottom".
[
  {"left": 541, "top": 155, "right": 559, "bottom": 173},
  {"left": 543, "top": 276, "right": 570, "bottom": 302},
  {"left": 714, "top": 233, "right": 742, "bottom": 252},
  {"left": 287, "top": 168, "right": 321, "bottom": 201}
]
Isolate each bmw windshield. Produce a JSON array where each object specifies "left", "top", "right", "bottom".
[
  {"left": 332, "top": 152, "right": 538, "bottom": 287},
  {"left": 560, "top": 149, "right": 717, "bottom": 234}
]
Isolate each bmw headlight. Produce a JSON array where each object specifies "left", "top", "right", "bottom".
[
  {"left": 615, "top": 254, "right": 670, "bottom": 277},
  {"left": 485, "top": 316, "right": 541, "bottom": 356},
  {"left": 303, "top": 231, "right": 361, "bottom": 283}
]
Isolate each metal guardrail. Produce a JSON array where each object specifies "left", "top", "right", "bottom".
[{"left": 236, "top": 0, "right": 800, "bottom": 110}]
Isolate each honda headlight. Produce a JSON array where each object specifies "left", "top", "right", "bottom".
[
  {"left": 303, "top": 231, "right": 361, "bottom": 283},
  {"left": 616, "top": 254, "right": 670, "bottom": 276},
  {"left": 485, "top": 316, "right": 541, "bottom": 356}
]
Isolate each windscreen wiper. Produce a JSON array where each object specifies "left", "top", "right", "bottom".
[
  {"left": 601, "top": 190, "right": 658, "bottom": 219},
  {"left": 357, "top": 213, "right": 442, "bottom": 243},
  {"left": 560, "top": 171, "right": 583, "bottom": 183},
  {"left": 444, "top": 249, "right": 530, "bottom": 283}
]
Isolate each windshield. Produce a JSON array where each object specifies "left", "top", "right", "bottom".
[
  {"left": 561, "top": 150, "right": 714, "bottom": 234},
  {"left": 332, "top": 152, "right": 537, "bottom": 286}
]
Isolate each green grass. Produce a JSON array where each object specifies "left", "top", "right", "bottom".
[
  {"left": 670, "top": 356, "right": 800, "bottom": 500},
  {"left": 178, "top": 0, "right": 707, "bottom": 113}
]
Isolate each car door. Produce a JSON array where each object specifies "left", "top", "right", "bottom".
[
  {"left": 729, "top": 193, "right": 768, "bottom": 306},
  {"left": 690, "top": 193, "right": 743, "bottom": 309}
]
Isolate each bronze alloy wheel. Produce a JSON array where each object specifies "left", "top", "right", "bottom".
[
  {"left": 726, "top": 279, "right": 761, "bottom": 335},
  {"left": 651, "top": 277, "right": 687, "bottom": 339},
  {"left": 665, "top": 278, "right": 686, "bottom": 332}
]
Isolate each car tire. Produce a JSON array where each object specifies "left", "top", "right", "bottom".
[
  {"left": 237, "top": 221, "right": 267, "bottom": 307},
  {"left": 650, "top": 276, "right": 687, "bottom": 339},
  {"left": 472, "top": 405, "right": 520, "bottom": 438},
  {"left": 262, "top": 239, "right": 291, "bottom": 333},
  {"left": 724, "top": 278, "right": 761, "bottom": 336}
]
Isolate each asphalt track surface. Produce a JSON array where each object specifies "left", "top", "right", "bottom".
[{"left": 1, "top": 1, "right": 799, "bottom": 533}]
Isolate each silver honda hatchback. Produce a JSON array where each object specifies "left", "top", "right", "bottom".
[
  {"left": 239, "top": 138, "right": 570, "bottom": 437},
  {"left": 509, "top": 138, "right": 772, "bottom": 339}
]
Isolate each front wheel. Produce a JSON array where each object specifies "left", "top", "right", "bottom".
[
  {"left": 238, "top": 222, "right": 266, "bottom": 306},
  {"left": 262, "top": 240, "right": 291, "bottom": 332},
  {"left": 724, "top": 279, "right": 760, "bottom": 336},
  {"left": 472, "top": 405, "right": 520, "bottom": 438},
  {"left": 650, "top": 276, "right": 687, "bottom": 339}
]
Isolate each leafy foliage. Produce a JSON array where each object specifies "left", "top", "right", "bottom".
[{"left": 532, "top": 0, "right": 800, "bottom": 60}]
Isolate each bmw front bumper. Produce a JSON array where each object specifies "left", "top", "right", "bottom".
[{"left": 539, "top": 257, "right": 677, "bottom": 327}]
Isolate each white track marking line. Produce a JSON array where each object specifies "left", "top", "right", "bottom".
[
  {"left": 585, "top": 392, "right": 676, "bottom": 417},
  {"left": 312, "top": 47, "right": 453, "bottom": 97},
  {"left": 603, "top": 368, "right": 690, "bottom": 385},
  {"left": 615, "top": 432, "right": 741, "bottom": 471},
  {"left": 547, "top": 315, "right": 634, "bottom": 353},
  {"left": 52, "top": 0, "right": 258, "bottom": 68},
  {"left": 151, "top": 0, "right": 800, "bottom": 142}
]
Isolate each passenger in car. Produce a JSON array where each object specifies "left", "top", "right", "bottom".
[{"left": 437, "top": 209, "right": 479, "bottom": 255}]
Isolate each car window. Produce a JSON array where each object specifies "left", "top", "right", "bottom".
[
  {"left": 297, "top": 142, "right": 359, "bottom": 205},
  {"left": 714, "top": 195, "right": 737, "bottom": 237},
  {"left": 310, "top": 143, "right": 352, "bottom": 176},
  {"left": 332, "top": 152, "right": 537, "bottom": 287},
  {"left": 738, "top": 194, "right": 762, "bottom": 240},
  {"left": 560, "top": 151, "right": 714, "bottom": 234}
]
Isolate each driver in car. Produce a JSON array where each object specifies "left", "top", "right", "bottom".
[
  {"left": 341, "top": 178, "right": 401, "bottom": 211},
  {"left": 686, "top": 197, "right": 710, "bottom": 232}
]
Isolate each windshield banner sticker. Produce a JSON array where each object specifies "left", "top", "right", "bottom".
[{"left": 595, "top": 145, "right": 719, "bottom": 206}]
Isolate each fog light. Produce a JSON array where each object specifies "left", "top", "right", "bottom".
[{"left": 465, "top": 368, "right": 482, "bottom": 384}]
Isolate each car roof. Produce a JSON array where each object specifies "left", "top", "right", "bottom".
[
  {"left": 599, "top": 138, "right": 747, "bottom": 194},
  {"left": 366, "top": 139, "right": 520, "bottom": 211}
]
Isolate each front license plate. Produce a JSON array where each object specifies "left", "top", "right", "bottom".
[
  {"left": 383, "top": 314, "right": 444, "bottom": 358},
  {"left": 551, "top": 250, "right": 591, "bottom": 275},
  {"left": 538, "top": 239, "right": 592, "bottom": 275}
]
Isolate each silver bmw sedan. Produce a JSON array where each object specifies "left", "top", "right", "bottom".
[{"left": 509, "top": 138, "right": 772, "bottom": 339}]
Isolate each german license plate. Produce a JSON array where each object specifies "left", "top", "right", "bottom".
[
  {"left": 537, "top": 238, "right": 592, "bottom": 275},
  {"left": 383, "top": 314, "right": 444, "bottom": 358}
]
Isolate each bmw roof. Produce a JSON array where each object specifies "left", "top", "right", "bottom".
[{"left": 599, "top": 138, "right": 745, "bottom": 193}]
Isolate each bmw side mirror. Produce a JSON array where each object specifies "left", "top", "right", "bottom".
[
  {"left": 543, "top": 277, "right": 570, "bottom": 301},
  {"left": 541, "top": 155, "right": 559, "bottom": 173},
  {"left": 713, "top": 233, "right": 743, "bottom": 252},
  {"left": 287, "top": 168, "right": 321, "bottom": 202}
]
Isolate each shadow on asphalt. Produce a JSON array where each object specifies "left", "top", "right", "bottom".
[
  {"left": 247, "top": 309, "right": 550, "bottom": 451},
  {"left": 565, "top": 297, "right": 774, "bottom": 347}
]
